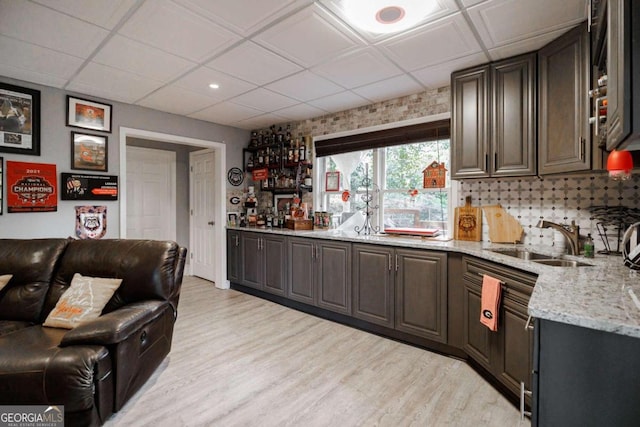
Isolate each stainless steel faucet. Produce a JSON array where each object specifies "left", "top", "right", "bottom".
[{"left": 536, "top": 219, "right": 580, "bottom": 255}]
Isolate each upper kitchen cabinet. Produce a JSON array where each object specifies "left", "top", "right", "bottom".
[
  {"left": 605, "top": 0, "right": 640, "bottom": 150},
  {"left": 538, "top": 23, "right": 591, "bottom": 175},
  {"left": 451, "top": 53, "right": 537, "bottom": 179}
]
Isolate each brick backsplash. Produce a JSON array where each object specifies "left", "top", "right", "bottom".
[{"left": 459, "top": 174, "right": 640, "bottom": 254}]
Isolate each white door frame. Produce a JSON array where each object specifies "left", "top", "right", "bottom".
[{"left": 120, "top": 127, "right": 229, "bottom": 289}]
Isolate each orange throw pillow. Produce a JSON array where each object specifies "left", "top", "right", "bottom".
[
  {"left": 0, "top": 274, "right": 12, "bottom": 291},
  {"left": 43, "top": 273, "right": 122, "bottom": 329}
]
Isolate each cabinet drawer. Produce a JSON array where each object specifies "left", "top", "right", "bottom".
[{"left": 462, "top": 256, "right": 536, "bottom": 301}]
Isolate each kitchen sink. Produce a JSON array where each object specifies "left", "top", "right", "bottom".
[
  {"left": 490, "top": 249, "right": 553, "bottom": 260},
  {"left": 490, "top": 249, "right": 593, "bottom": 267},
  {"left": 532, "top": 259, "right": 593, "bottom": 267}
]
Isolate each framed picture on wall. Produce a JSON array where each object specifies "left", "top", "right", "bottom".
[
  {"left": 325, "top": 171, "right": 340, "bottom": 192},
  {"left": 66, "top": 96, "right": 112, "bottom": 133},
  {"left": 0, "top": 156, "right": 3, "bottom": 215},
  {"left": 274, "top": 193, "right": 296, "bottom": 213},
  {"left": 71, "top": 132, "right": 108, "bottom": 172},
  {"left": 0, "top": 82, "right": 40, "bottom": 156}
]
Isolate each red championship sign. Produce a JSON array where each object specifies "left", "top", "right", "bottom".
[
  {"left": 252, "top": 168, "right": 268, "bottom": 181},
  {"left": 7, "top": 161, "right": 57, "bottom": 212}
]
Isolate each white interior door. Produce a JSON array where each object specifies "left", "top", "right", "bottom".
[
  {"left": 190, "top": 149, "right": 216, "bottom": 282},
  {"left": 126, "top": 146, "right": 176, "bottom": 241}
]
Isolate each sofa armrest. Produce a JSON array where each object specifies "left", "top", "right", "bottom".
[{"left": 60, "top": 300, "right": 169, "bottom": 346}]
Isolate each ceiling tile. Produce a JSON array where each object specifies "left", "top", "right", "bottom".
[
  {"left": 307, "top": 91, "right": 369, "bottom": 112},
  {"left": 265, "top": 71, "right": 343, "bottom": 102},
  {"left": 174, "top": 0, "right": 312, "bottom": 36},
  {"left": 235, "top": 112, "right": 291, "bottom": 130},
  {"left": 467, "top": 0, "right": 587, "bottom": 49},
  {"left": 274, "top": 103, "right": 327, "bottom": 121},
  {"left": 460, "top": 0, "right": 488, "bottom": 7},
  {"left": 67, "top": 62, "right": 160, "bottom": 103},
  {"left": 0, "top": 35, "right": 84, "bottom": 88},
  {"left": 137, "top": 85, "right": 217, "bottom": 115},
  {"left": 411, "top": 52, "right": 488, "bottom": 89},
  {"left": 487, "top": 28, "right": 571, "bottom": 61},
  {"left": 207, "top": 42, "right": 303, "bottom": 86},
  {"left": 189, "top": 101, "right": 264, "bottom": 124},
  {"left": 312, "top": 48, "right": 403, "bottom": 89},
  {"left": 352, "top": 75, "right": 425, "bottom": 103},
  {"left": 253, "top": 3, "right": 364, "bottom": 67},
  {"left": 93, "top": 35, "right": 196, "bottom": 82},
  {"left": 231, "top": 88, "right": 299, "bottom": 112},
  {"left": 0, "top": 0, "right": 109, "bottom": 58},
  {"left": 378, "top": 13, "right": 482, "bottom": 71},
  {"left": 318, "top": 0, "right": 460, "bottom": 43},
  {"left": 173, "top": 67, "right": 256, "bottom": 102},
  {"left": 32, "top": 0, "right": 138, "bottom": 29},
  {"left": 118, "top": 0, "right": 240, "bottom": 62}
]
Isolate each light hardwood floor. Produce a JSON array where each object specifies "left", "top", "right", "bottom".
[{"left": 105, "top": 276, "right": 530, "bottom": 427}]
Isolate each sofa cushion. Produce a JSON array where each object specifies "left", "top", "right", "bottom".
[
  {"left": 0, "top": 320, "right": 33, "bottom": 337},
  {"left": 43, "top": 274, "right": 122, "bottom": 329},
  {"left": 43, "top": 239, "right": 181, "bottom": 319},
  {"left": 0, "top": 325, "right": 111, "bottom": 413},
  {"left": 0, "top": 239, "right": 69, "bottom": 323}
]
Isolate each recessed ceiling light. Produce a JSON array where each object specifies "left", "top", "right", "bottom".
[
  {"left": 209, "top": 83, "right": 220, "bottom": 89},
  {"left": 344, "top": 0, "right": 437, "bottom": 34}
]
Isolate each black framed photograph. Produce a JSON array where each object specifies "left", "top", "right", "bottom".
[
  {"left": 0, "top": 82, "right": 40, "bottom": 156},
  {"left": 273, "top": 193, "right": 296, "bottom": 213},
  {"left": 66, "top": 95, "right": 112, "bottom": 133},
  {"left": 61, "top": 173, "right": 118, "bottom": 201},
  {"left": 71, "top": 132, "right": 108, "bottom": 172},
  {"left": 0, "top": 156, "right": 3, "bottom": 215}
]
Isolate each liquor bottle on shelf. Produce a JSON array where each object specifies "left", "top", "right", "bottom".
[
  {"left": 286, "top": 124, "right": 292, "bottom": 144},
  {"left": 257, "top": 150, "right": 264, "bottom": 166},
  {"left": 299, "top": 136, "right": 306, "bottom": 162},
  {"left": 265, "top": 147, "right": 270, "bottom": 166},
  {"left": 247, "top": 155, "right": 254, "bottom": 169},
  {"left": 293, "top": 138, "right": 300, "bottom": 162},
  {"left": 303, "top": 167, "right": 312, "bottom": 187}
]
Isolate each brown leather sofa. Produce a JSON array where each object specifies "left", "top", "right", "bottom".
[{"left": 0, "top": 238, "right": 187, "bottom": 426}]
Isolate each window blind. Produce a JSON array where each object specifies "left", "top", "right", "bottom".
[{"left": 314, "top": 119, "right": 450, "bottom": 157}]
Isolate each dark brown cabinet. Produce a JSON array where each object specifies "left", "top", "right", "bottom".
[
  {"left": 605, "top": 0, "right": 640, "bottom": 150},
  {"left": 353, "top": 244, "right": 447, "bottom": 342},
  {"left": 240, "top": 232, "right": 286, "bottom": 295},
  {"left": 461, "top": 256, "right": 536, "bottom": 406},
  {"left": 227, "top": 230, "right": 241, "bottom": 284},
  {"left": 352, "top": 244, "right": 395, "bottom": 327},
  {"left": 287, "top": 237, "right": 351, "bottom": 314},
  {"left": 538, "top": 23, "right": 591, "bottom": 175},
  {"left": 451, "top": 53, "right": 536, "bottom": 179}
]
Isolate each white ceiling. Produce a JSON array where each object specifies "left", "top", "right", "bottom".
[{"left": 0, "top": 0, "right": 588, "bottom": 130}]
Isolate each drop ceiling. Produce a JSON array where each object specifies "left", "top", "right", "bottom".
[{"left": 0, "top": 0, "right": 588, "bottom": 130}]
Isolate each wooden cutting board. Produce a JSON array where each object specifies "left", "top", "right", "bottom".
[
  {"left": 482, "top": 204, "right": 524, "bottom": 243},
  {"left": 454, "top": 196, "right": 482, "bottom": 241}
]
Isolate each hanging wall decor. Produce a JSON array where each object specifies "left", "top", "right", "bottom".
[
  {"left": 66, "top": 96, "right": 112, "bottom": 133},
  {"left": 71, "top": 132, "right": 108, "bottom": 172},
  {"left": 0, "top": 82, "right": 40, "bottom": 156},
  {"left": 75, "top": 205, "right": 107, "bottom": 239},
  {"left": 422, "top": 161, "right": 447, "bottom": 188},
  {"left": 6, "top": 160, "right": 57, "bottom": 213}
]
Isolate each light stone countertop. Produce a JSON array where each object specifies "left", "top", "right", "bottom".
[{"left": 228, "top": 226, "right": 640, "bottom": 339}]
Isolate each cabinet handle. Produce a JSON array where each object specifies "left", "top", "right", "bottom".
[
  {"left": 316, "top": 245, "right": 320, "bottom": 260},
  {"left": 494, "top": 152, "right": 498, "bottom": 171},
  {"left": 388, "top": 253, "right": 392, "bottom": 271},
  {"left": 525, "top": 315, "right": 535, "bottom": 331},
  {"left": 235, "top": 235, "right": 239, "bottom": 247},
  {"left": 485, "top": 153, "right": 489, "bottom": 171},
  {"left": 395, "top": 254, "right": 399, "bottom": 272},
  {"left": 580, "top": 138, "right": 585, "bottom": 160},
  {"left": 311, "top": 245, "right": 315, "bottom": 259},
  {"left": 587, "top": 0, "right": 592, "bottom": 31},
  {"left": 520, "top": 381, "right": 532, "bottom": 420}
]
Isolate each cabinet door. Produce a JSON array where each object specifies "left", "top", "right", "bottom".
[
  {"left": 462, "top": 280, "right": 495, "bottom": 370},
  {"left": 316, "top": 240, "right": 351, "bottom": 315},
  {"left": 492, "top": 53, "right": 537, "bottom": 177},
  {"left": 240, "top": 232, "right": 262, "bottom": 289},
  {"left": 451, "top": 65, "right": 491, "bottom": 179},
  {"left": 287, "top": 237, "right": 315, "bottom": 305},
  {"left": 606, "top": 0, "right": 640, "bottom": 150},
  {"left": 538, "top": 23, "right": 590, "bottom": 175},
  {"left": 263, "top": 235, "right": 286, "bottom": 296},
  {"left": 395, "top": 249, "right": 447, "bottom": 342},
  {"left": 497, "top": 295, "right": 533, "bottom": 407},
  {"left": 352, "top": 244, "right": 394, "bottom": 328},
  {"left": 227, "top": 230, "right": 241, "bottom": 283}
]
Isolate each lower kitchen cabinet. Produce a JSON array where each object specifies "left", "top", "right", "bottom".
[
  {"left": 461, "top": 256, "right": 536, "bottom": 407},
  {"left": 227, "top": 229, "right": 241, "bottom": 283},
  {"left": 240, "top": 232, "right": 286, "bottom": 296},
  {"left": 287, "top": 237, "right": 351, "bottom": 315},
  {"left": 353, "top": 244, "right": 447, "bottom": 342},
  {"left": 533, "top": 319, "right": 640, "bottom": 426}
]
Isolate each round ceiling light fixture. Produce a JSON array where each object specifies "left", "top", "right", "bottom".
[{"left": 344, "top": 0, "right": 437, "bottom": 34}]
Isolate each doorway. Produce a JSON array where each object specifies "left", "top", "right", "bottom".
[
  {"left": 119, "top": 127, "right": 228, "bottom": 289},
  {"left": 190, "top": 149, "right": 216, "bottom": 282}
]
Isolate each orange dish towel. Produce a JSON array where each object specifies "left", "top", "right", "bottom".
[{"left": 480, "top": 274, "right": 502, "bottom": 331}]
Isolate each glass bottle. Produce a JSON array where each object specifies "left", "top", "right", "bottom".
[{"left": 584, "top": 234, "right": 594, "bottom": 258}]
